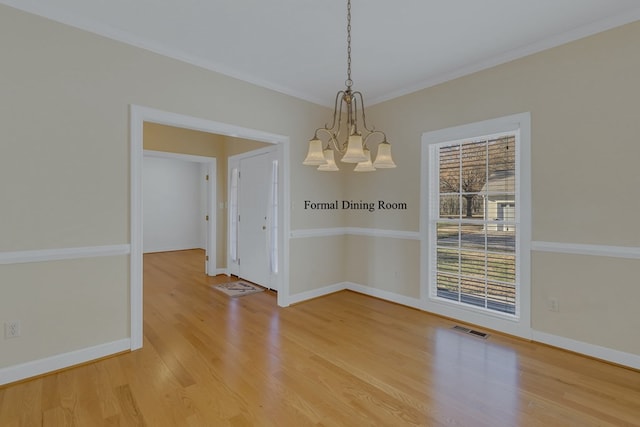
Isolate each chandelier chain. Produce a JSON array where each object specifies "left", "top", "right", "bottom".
[{"left": 346, "top": 0, "right": 352, "bottom": 88}]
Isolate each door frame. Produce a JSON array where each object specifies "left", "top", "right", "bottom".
[
  {"left": 143, "top": 150, "right": 216, "bottom": 275},
  {"left": 130, "top": 105, "right": 291, "bottom": 350}
]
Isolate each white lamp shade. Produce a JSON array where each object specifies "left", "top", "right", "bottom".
[
  {"left": 372, "top": 141, "right": 396, "bottom": 168},
  {"left": 341, "top": 133, "right": 367, "bottom": 163},
  {"left": 303, "top": 138, "right": 327, "bottom": 165},
  {"left": 318, "top": 148, "right": 340, "bottom": 171},
  {"left": 354, "top": 148, "right": 376, "bottom": 172}
]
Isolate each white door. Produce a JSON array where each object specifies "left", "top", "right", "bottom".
[{"left": 238, "top": 151, "right": 273, "bottom": 288}]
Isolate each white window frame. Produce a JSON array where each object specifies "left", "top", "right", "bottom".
[{"left": 420, "top": 113, "right": 531, "bottom": 339}]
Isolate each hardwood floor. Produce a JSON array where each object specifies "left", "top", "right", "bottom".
[{"left": 1, "top": 249, "right": 639, "bottom": 426}]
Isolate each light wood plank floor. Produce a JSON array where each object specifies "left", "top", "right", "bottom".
[{"left": 1, "top": 249, "right": 639, "bottom": 426}]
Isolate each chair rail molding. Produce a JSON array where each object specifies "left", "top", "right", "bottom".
[{"left": 0, "top": 244, "right": 130, "bottom": 265}]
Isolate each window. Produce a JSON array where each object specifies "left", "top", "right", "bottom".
[
  {"left": 430, "top": 133, "right": 518, "bottom": 315},
  {"left": 422, "top": 113, "right": 530, "bottom": 337}
]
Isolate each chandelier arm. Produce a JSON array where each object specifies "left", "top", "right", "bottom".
[
  {"left": 362, "top": 130, "right": 388, "bottom": 146},
  {"left": 314, "top": 91, "right": 344, "bottom": 135},
  {"left": 315, "top": 90, "right": 349, "bottom": 154},
  {"left": 314, "top": 129, "right": 346, "bottom": 154},
  {"left": 330, "top": 136, "right": 343, "bottom": 153},
  {"left": 323, "top": 90, "right": 345, "bottom": 134},
  {"left": 353, "top": 91, "right": 376, "bottom": 133}
]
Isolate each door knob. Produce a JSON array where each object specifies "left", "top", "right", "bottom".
[{"left": 262, "top": 226, "right": 266, "bottom": 230}]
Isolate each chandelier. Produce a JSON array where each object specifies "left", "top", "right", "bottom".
[{"left": 303, "top": 0, "right": 396, "bottom": 172}]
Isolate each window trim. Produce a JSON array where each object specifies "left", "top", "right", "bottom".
[{"left": 420, "top": 113, "right": 532, "bottom": 339}]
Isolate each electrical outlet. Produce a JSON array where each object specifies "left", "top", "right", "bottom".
[
  {"left": 548, "top": 298, "right": 559, "bottom": 312},
  {"left": 5, "top": 320, "right": 21, "bottom": 339}
]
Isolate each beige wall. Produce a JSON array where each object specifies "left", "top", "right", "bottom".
[
  {"left": 224, "top": 136, "right": 271, "bottom": 157},
  {"left": 355, "top": 21, "right": 640, "bottom": 355},
  {"left": 345, "top": 236, "right": 420, "bottom": 299},
  {"left": 143, "top": 122, "right": 223, "bottom": 157},
  {"left": 0, "top": 256, "right": 129, "bottom": 367},
  {"left": 289, "top": 236, "right": 346, "bottom": 294},
  {"left": 0, "top": 5, "right": 337, "bottom": 369},
  {"left": 532, "top": 252, "right": 640, "bottom": 355}
]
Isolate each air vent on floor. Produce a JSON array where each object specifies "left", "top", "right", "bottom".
[{"left": 452, "top": 325, "right": 489, "bottom": 339}]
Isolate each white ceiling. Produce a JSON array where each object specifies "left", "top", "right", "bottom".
[{"left": 3, "top": 0, "right": 640, "bottom": 106}]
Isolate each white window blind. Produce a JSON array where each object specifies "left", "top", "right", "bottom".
[{"left": 430, "top": 132, "right": 519, "bottom": 316}]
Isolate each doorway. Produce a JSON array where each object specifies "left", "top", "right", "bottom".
[
  {"left": 143, "top": 150, "right": 216, "bottom": 275},
  {"left": 130, "top": 105, "right": 290, "bottom": 350}
]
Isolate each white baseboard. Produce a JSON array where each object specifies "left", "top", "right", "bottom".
[
  {"left": 211, "top": 268, "right": 227, "bottom": 276},
  {"left": 143, "top": 246, "right": 205, "bottom": 254},
  {"left": 532, "top": 330, "right": 640, "bottom": 370},
  {"left": 345, "top": 282, "right": 423, "bottom": 309},
  {"left": 0, "top": 338, "right": 131, "bottom": 386},
  {"left": 287, "top": 281, "right": 422, "bottom": 309},
  {"left": 287, "top": 283, "right": 347, "bottom": 305}
]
